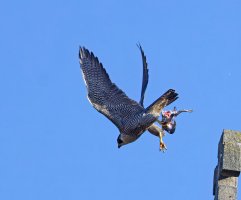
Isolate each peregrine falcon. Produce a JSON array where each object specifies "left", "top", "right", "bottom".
[{"left": 79, "top": 46, "right": 178, "bottom": 151}]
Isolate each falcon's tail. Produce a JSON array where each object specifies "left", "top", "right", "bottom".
[{"left": 145, "top": 89, "right": 178, "bottom": 116}]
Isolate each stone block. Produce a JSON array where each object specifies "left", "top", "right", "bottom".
[
  {"left": 218, "top": 130, "right": 241, "bottom": 175},
  {"left": 213, "top": 167, "right": 238, "bottom": 196},
  {"left": 218, "top": 175, "right": 238, "bottom": 187},
  {"left": 215, "top": 184, "right": 237, "bottom": 200}
]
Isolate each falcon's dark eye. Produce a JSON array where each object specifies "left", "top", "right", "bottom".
[{"left": 117, "top": 137, "right": 123, "bottom": 144}]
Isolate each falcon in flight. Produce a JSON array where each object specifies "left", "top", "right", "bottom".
[{"left": 79, "top": 46, "right": 178, "bottom": 151}]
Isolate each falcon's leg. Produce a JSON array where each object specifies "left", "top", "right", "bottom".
[
  {"left": 159, "top": 129, "right": 167, "bottom": 152},
  {"left": 147, "top": 124, "right": 167, "bottom": 152}
]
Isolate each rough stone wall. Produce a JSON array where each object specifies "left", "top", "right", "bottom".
[{"left": 213, "top": 130, "right": 241, "bottom": 200}]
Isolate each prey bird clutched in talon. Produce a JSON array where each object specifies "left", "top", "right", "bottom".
[
  {"left": 79, "top": 45, "right": 182, "bottom": 151},
  {"left": 157, "top": 107, "right": 193, "bottom": 135},
  {"left": 136, "top": 44, "right": 193, "bottom": 151}
]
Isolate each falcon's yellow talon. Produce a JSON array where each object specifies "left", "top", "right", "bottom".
[
  {"left": 159, "top": 142, "right": 167, "bottom": 152},
  {"left": 158, "top": 129, "right": 167, "bottom": 152}
]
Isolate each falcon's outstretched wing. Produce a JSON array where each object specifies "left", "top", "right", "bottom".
[
  {"left": 146, "top": 89, "right": 178, "bottom": 116},
  {"left": 79, "top": 47, "right": 144, "bottom": 131},
  {"left": 137, "top": 44, "right": 149, "bottom": 107}
]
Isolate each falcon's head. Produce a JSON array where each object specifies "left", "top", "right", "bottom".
[
  {"left": 117, "top": 135, "right": 124, "bottom": 148},
  {"left": 117, "top": 134, "right": 140, "bottom": 148}
]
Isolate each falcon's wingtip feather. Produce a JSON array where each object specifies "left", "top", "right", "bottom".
[
  {"left": 79, "top": 46, "right": 92, "bottom": 60},
  {"left": 79, "top": 46, "right": 100, "bottom": 64},
  {"left": 136, "top": 42, "right": 144, "bottom": 54},
  {"left": 79, "top": 46, "right": 85, "bottom": 60}
]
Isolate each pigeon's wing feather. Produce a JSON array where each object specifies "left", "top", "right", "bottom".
[
  {"left": 146, "top": 89, "right": 178, "bottom": 117},
  {"left": 137, "top": 44, "right": 149, "bottom": 107},
  {"left": 79, "top": 47, "right": 144, "bottom": 131}
]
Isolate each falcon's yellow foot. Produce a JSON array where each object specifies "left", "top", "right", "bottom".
[
  {"left": 159, "top": 141, "right": 167, "bottom": 152},
  {"left": 159, "top": 129, "right": 166, "bottom": 152}
]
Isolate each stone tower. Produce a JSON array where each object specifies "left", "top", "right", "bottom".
[{"left": 213, "top": 130, "right": 241, "bottom": 200}]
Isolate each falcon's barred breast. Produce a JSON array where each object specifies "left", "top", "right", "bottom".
[{"left": 79, "top": 47, "right": 178, "bottom": 149}]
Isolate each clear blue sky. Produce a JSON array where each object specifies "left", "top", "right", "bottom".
[{"left": 0, "top": 0, "right": 241, "bottom": 199}]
